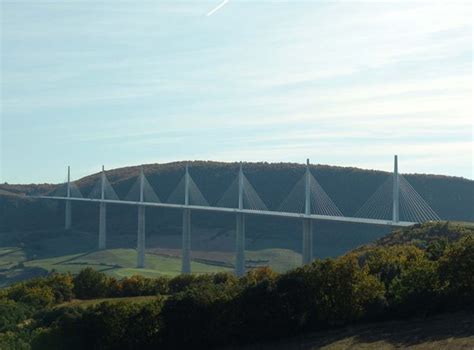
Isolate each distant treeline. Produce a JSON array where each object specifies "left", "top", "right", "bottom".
[{"left": 0, "top": 222, "right": 473, "bottom": 349}]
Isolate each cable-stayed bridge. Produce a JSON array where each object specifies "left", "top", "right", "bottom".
[{"left": 34, "top": 156, "right": 441, "bottom": 276}]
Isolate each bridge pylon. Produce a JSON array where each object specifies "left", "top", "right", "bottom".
[
  {"left": 99, "top": 165, "right": 107, "bottom": 250},
  {"left": 182, "top": 163, "right": 191, "bottom": 274},
  {"left": 65, "top": 166, "right": 72, "bottom": 230},
  {"left": 235, "top": 162, "right": 246, "bottom": 277},
  {"left": 392, "top": 155, "right": 400, "bottom": 224},
  {"left": 137, "top": 166, "right": 146, "bottom": 268},
  {"left": 302, "top": 159, "right": 313, "bottom": 265}
]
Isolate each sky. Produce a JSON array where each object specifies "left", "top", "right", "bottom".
[{"left": 0, "top": 0, "right": 472, "bottom": 184}]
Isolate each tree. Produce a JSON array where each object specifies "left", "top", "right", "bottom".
[
  {"left": 362, "top": 245, "right": 425, "bottom": 288},
  {"left": 0, "top": 299, "right": 32, "bottom": 332},
  {"left": 438, "top": 234, "right": 474, "bottom": 306},
  {"left": 73, "top": 268, "right": 110, "bottom": 299},
  {"left": 43, "top": 273, "right": 74, "bottom": 303},
  {"left": 389, "top": 259, "right": 441, "bottom": 316},
  {"left": 309, "top": 255, "right": 386, "bottom": 326},
  {"left": 7, "top": 285, "right": 55, "bottom": 309}
]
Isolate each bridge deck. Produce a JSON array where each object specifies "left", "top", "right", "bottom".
[{"left": 34, "top": 195, "right": 416, "bottom": 227}]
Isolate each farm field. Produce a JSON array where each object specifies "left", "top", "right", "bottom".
[{"left": 0, "top": 229, "right": 303, "bottom": 286}]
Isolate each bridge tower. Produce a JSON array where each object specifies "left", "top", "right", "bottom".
[
  {"left": 392, "top": 155, "right": 400, "bottom": 224},
  {"left": 302, "top": 159, "right": 313, "bottom": 265},
  {"left": 182, "top": 163, "right": 191, "bottom": 273},
  {"left": 65, "top": 166, "right": 72, "bottom": 230},
  {"left": 137, "top": 166, "right": 146, "bottom": 268},
  {"left": 235, "top": 162, "right": 246, "bottom": 277},
  {"left": 98, "top": 165, "right": 107, "bottom": 250}
]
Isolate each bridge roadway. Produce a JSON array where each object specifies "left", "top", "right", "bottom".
[{"left": 35, "top": 195, "right": 416, "bottom": 227}]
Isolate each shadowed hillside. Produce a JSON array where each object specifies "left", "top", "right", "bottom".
[{"left": 1, "top": 162, "right": 473, "bottom": 267}]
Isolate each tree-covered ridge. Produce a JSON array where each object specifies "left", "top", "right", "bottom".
[
  {"left": 0, "top": 222, "right": 472, "bottom": 349},
  {"left": 1, "top": 161, "right": 473, "bottom": 234},
  {"left": 361, "top": 221, "right": 474, "bottom": 249}
]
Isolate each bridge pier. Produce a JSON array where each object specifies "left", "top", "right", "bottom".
[
  {"left": 235, "top": 213, "right": 245, "bottom": 277},
  {"left": 98, "top": 166, "right": 107, "bottom": 250},
  {"left": 65, "top": 200, "right": 71, "bottom": 230},
  {"left": 302, "top": 159, "right": 313, "bottom": 265},
  {"left": 99, "top": 202, "right": 106, "bottom": 249},
  {"left": 65, "top": 166, "right": 72, "bottom": 230},
  {"left": 182, "top": 208, "right": 191, "bottom": 273},
  {"left": 137, "top": 166, "right": 146, "bottom": 268},
  {"left": 235, "top": 163, "right": 246, "bottom": 276},
  {"left": 181, "top": 163, "right": 192, "bottom": 273},
  {"left": 137, "top": 206, "right": 145, "bottom": 268},
  {"left": 392, "top": 155, "right": 400, "bottom": 223},
  {"left": 302, "top": 219, "right": 313, "bottom": 265}
]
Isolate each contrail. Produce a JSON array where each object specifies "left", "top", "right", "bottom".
[{"left": 206, "top": 0, "right": 229, "bottom": 16}]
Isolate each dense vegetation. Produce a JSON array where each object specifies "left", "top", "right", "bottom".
[{"left": 0, "top": 222, "right": 472, "bottom": 350}]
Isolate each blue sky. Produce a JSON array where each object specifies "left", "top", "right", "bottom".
[{"left": 1, "top": 0, "right": 472, "bottom": 183}]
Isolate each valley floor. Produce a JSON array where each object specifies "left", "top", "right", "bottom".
[{"left": 235, "top": 312, "right": 474, "bottom": 350}]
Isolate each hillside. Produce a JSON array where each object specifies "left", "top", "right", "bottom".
[
  {"left": 1, "top": 161, "right": 473, "bottom": 230},
  {"left": 357, "top": 221, "right": 474, "bottom": 251},
  {"left": 0, "top": 221, "right": 472, "bottom": 349},
  {"left": 0, "top": 161, "right": 472, "bottom": 221},
  {"left": 237, "top": 311, "right": 474, "bottom": 350},
  {"left": 1, "top": 162, "right": 473, "bottom": 286}
]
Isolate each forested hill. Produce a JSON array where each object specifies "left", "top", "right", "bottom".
[{"left": 0, "top": 161, "right": 473, "bottom": 233}]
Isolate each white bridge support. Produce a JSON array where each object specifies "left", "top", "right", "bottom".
[
  {"left": 35, "top": 155, "right": 435, "bottom": 276},
  {"left": 65, "top": 166, "right": 72, "bottom": 230},
  {"left": 98, "top": 166, "right": 107, "bottom": 250},
  {"left": 182, "top": 164, "right": 191, "bottom": 274},
  {"left": 302, "top": 159, "right": 313, "bottom": 265},
  {"left": 137, "top": 166, "right": 146, "bottom": 268},
  {"left": 392, "top": 155, "right": 400, "bottom": 223},
  {"left": 235, "top": 163, "right": 246, "bottom": 277}
]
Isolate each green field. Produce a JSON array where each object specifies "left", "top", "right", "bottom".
[
  {"left": 0, "top": 247, "right": 27, "bottom": 269},
  {"left": 0, "top": 229, "right": 305, "bottom": 286},
  {"left": 22, "top": 248, "right": 232, "bottom": 279},
  {"left": 1, "top": 246, "right": 300, "bottom": 283}
]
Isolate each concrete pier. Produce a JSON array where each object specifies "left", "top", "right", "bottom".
[
  {"left": 235, "top": 213, "right": 245, "bottom": 276},
  {"left": 235, "top": 163, "right": 246, "bottom": 276},
  {"left": 99, "top": 202, "right": 106, "bottom": 249},
  {"left": 98, "top": 166, "right": 106, "bottom": 250},
  {"left": 137, "top": 166, "right": 146, "bottom": 268},
  {"left": 181, "top": 164, "right": 191, "bottom": 273},
  {"left": 137, "top": 206, "right": 145, "bottom": 268},
  {"left": 65, "top": 166, "right": 72, "bottom": 230},
  {"left": 392, "top": 155, "right": 400, "bottom": 223},
  {"left": 302, "top": 219, "right": 313, "bottom": 264},
  {"left": 302, "top": 159, "right": 313, "bottom": 265},
  {"left": 65, "top": 200, "right": 71, "bottom": 230},
  {"left": 182, "top": 208, "right": 191, "bottom": 273}
]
